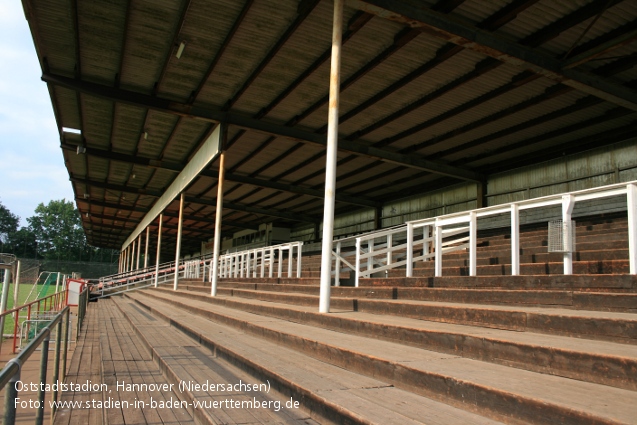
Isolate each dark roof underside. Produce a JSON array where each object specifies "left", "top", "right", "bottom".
[{"left": 23, "top": 0, "right": 637, "bottom": 252}]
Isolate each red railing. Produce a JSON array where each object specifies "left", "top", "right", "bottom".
[{"left": 0, "top": 290, "right": 68, "bottom": 354}]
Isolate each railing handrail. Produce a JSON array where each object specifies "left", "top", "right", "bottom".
[
  {"left": 0, "top": 305, "right": 69, "bottom": 389},
  {"left": 0, "top": 289, "right": 67, "bottom": 321}
]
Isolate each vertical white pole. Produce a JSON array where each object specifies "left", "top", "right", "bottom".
[
  {"left": 130, "top": 242, "right": 135, "bottom": 271},
  {"left": 406, "top": 223, "right": 414, "bottom": 277},
  {"left": 154, "top": 214, "right": 163, "bottom": 287},
  {"left": 55, "top": 272, "right": 61, "bottom": 293},
  {"left": 435, "top": 222, "right": 443, "bottom": 277},
  {"left": 174, "top": 193, "right": 185, "bottom": 290},
  {"left": 335, "top": 241, "right": 341, "bottom": 287},
  {"left": 288, "top": 246, "right": 293, "bottom": 277},
  {"left": 13, "top": 261, "right": 21, "bottom": 311},
  {"left": 469, "top": 212, "right": 477, "bottom": 277},
  {"left": 296, "top": 244, "right": 302, "bottom": 278},
  {"left": 269, "top": 247, "right": 274, "bottom": 278},
  {"left": 261, "top": 250, "right": 266, "bottom": 278},
  {"left": 355, "top": 238, "right": 361, "bottom": 287},
  {"left": 0, "top": 266, "right": 11, "bottom": 342},
  {"left": 627, "top": 183, "right": 637, "bottom": 274},
  {"left": 387, "top": 234, "right": 393, "bottom": 269},
  {"left": 144, "top": 227, "right": 150, "bottom": 269},
  {"left": 278, "top": 248, "right": 282, "bottom": 278},
  {"left": 511, "top": 203, "right": 520, "bottom": 276},
  {"left": 562, "top": 194, "right": 575, "bottom": 275},
  {"left": 319, "top": 0, "right": 343, "bottom": 313},
  {"left": 136, "top": 234, "right": 142, "bottom": 270}
]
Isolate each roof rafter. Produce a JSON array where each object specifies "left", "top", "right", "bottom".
[
  {"left": 351, "top": 0, "right": 637, "bottom": 112},
  {"left": 45, "top": 73, "right": 482, "bottom": 182}
]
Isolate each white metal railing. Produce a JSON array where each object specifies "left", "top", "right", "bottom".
[
  {"left": 212, "top": 241, "right": 303, "bottom": 280},
  {"left": 333, "top": 181, "right": 637, "bottom": 286}
]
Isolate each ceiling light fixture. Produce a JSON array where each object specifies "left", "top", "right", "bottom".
[
  {"left": 176, "top": 41, "right": 186, "bottom": 59},
  {"left": 143, "top": 131, "right": 148, "bottom": 140},
  {"left": 76, "top": 145, "right": 86, "bottom": 154}
]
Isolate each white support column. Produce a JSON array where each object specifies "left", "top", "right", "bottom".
[
  {"left": 154, "top": 214, "right": 163, "bottom": 287},
  {"left": 511, "top": 203, "right": 520, "bottom": 276},
  {"left": 55, "top": 272, "right": 61, "bottom": 293},
  {"left": 435, "top": 222, "right": 443, "bottom": 277},
  {"left": 130, "top": 242, "right": 135, "bottom": 272},
  {"left": 367, "top": 239, "right": 374, "bottom": 273},
  {"left": 406, "top": 223, "right": 414, "bottom": 277},
  {"left": 277, "top": 248, "right": 282, "bottom": 278},
  {"left": 173, "top": 193, "right": 185, "bottom": 290},
  {"left": 13, "top": 261, "right": 21, "bottom": 311},
  {"left": 136, "top": 234, "right": 142, "bottom": 270},
  {"left": 144, "top": 227, "right": 150, "bottom": 269},
  {"left": 334, "top": 241, "right": 341, "bottom": 287},
  {"left": 627, "top": 183, "right": 637, "bottom": 274},
  {"left": 562, "top": 194, "right": 575, "bottom": 275},
  {"left": 387, "top": 234, "right": 393, "bottom": 269},
  {"left": 0, "top": 266, "right": 11, "bottom": 341},
  {"left": 260, "top": 250, "right": 266, "bottom": 278},
  {"left": 318, "top": 0, "right": 343, "bottom": 314},
  {"left": 469, "top": 211, "right": 477, "bottom": 277},
  {"left": 355, "top": 238, "right": 361, "bottom": 287}
]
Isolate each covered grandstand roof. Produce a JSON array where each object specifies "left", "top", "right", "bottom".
[{"left": 23, "top": 0, "right": 637, "bottom": 252}]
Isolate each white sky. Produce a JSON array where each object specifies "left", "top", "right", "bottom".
[{"left": 0, "top": 1, "right": 75, "bottom": 226}]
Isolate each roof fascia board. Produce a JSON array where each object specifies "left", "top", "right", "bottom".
[{"left": 121, "top": 124, "right": 223, "bottom": 249}]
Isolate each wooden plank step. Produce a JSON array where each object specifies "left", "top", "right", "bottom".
[
  {"left": 129, "top": 291, "right": 637, "bottom": 425},
  {"left": 152, "top": 287, "right": 637, "bottom": 390},
  {"left": 116, "top": 296, "right": 501, "bottom": 425}
]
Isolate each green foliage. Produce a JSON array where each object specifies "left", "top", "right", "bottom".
[
  {"left": 0, "top": 199, "right": 19, "bottom": 245},
  {"left": 1, "top": 199, "right": 117, "bottom": 262}
]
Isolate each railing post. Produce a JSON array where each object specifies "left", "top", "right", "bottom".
[
  {"left": 288, "top": 246, "right": 293, "bottom": 278},
  {"left": 62, "top": 308, "right": 70, "bottom": 382},
  {"left": 335, "top": 241, "right": 342, "bottom": 287},
  {"left": 260, "top": 250, "right": 266, "bottom": 278},
  {"left": 154, "top": 214, "right": 163, "bottom": 288},
  {"left": 424, "top": 225, "right": 432, "bottom": 261},
  {"left": 562, "top": 194, "right": 575, "bottom": 275},
  {"left": 50, "top": 317, "right": 63, "bottom": 423},
  {"left": 4, "top": 359, "right": 21, "bottom": 425},
  {"left": 277, "top": 248, "right": 283, "bottom": 278},
  {"left": 469, "top": 211, "right": 477, "bottom": 277},
  {"left": 435, "top": 221, "right": 443, "bottom": 277},
  {"left": 511, "top": 203, "right": 520, "bottom": 275},
  {"left": 355, "top": 238, "right": 361, "bottom": 287},
  {"left": 387, "top": 234, "right": 393, "bottom": 269},
  {"left": 628, "top": 183, "right": 637, "bottom": 274},
  {"left": 296, "top": 243, "right": 302, "bottom": 278},
  {"left": 406, "top": 223, "right": 414, "bottom": 277},
  {"left": 35, "top": 330, "right": 50, "bottom": 425},
  {"left": 269, "top": 247, "right": 274, "bottom": 278},
  {"left": 367, "top": 239, "right": 374, "bottom": 274}
]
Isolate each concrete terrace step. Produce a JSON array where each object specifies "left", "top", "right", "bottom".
[
  {"left": 129, "top": 289, "right": 637, "bottom": 425},
  {"left": 185, "top": 281, "right": 637, "bottom": 312},
  {"left": 152, "top": 286, "right": 637, "bottom": 391},
  {"left": 121, "top": 293, "right": 505, "bottom": 425}
]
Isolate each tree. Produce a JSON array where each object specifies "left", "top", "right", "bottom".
[
  {"left": 0, "top": 200, "right": 19, "bottom": 253},
  {"left": 27, "top": 199, "right": 88, "bottom": 261}
]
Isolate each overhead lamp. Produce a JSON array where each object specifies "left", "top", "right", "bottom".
[
  {"left": 77, "top": 145, "right": 86, "bottom": 154},
  {"left": 143, "top": 131, "right": 148, "bottom": 140},
  {"left": 176, "top": 41, "right": 186, "bottom": 59},
  {"left": 85, "top": 212, "right": 90, "bottom": 218},
  {"left": 84, "top": 193, "right": 89, "bottom": 199}
]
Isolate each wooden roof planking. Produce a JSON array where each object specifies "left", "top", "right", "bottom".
[{"left": 22, "top": 0, "right": 637, "bottom": 252}]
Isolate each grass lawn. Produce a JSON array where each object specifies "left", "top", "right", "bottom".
[{"left": 1, "top": 284, "right": 62, "bottom": 335}]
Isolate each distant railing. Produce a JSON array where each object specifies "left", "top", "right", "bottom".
[
  {"left": 214, "top": 241, "right": 304, "bottom": 280},
  {"left": 0, "top": 290, "right": 68, "bottom": 354},
  {"left": 334, "top": 181, "right": 637, "bottom": 286}
]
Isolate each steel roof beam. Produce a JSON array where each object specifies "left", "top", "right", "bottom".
[
  {"left": 44, "top": 73, "right": 483, "bottom": 182},
  {"left": 184, "top": 196, "right": 319, "bottom": 223},
  {"left": 351, "top": 0, "right": 637, "bottom": 112},
  {"left": 64, "top": 144, "right": 380, "bottom": 207}
]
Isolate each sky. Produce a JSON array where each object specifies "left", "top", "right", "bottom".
[{"left": 0, "top": 1, "right": 75, "bottom": 227}]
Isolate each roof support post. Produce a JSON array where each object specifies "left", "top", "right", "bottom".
[
  {"left": 174, "top": 194, "right": 185, "bottom": 291},
  {"left": 130, "top": 241, "right": 136, "bottom": 271},
  {"left": 136, "top": 234, "right": 141, "bottom": 270},
  {"left": 154, "top": 214, "right": 163, "bottom": 288},
  {"left": 211, "top": 151, "right": 226, "bottom": 297},
  {"left": 144, "top": 227, "right": 150, "bottom": 269},
  {"left": 319, "top": 0, "right": 344, "bottom": 314}
]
